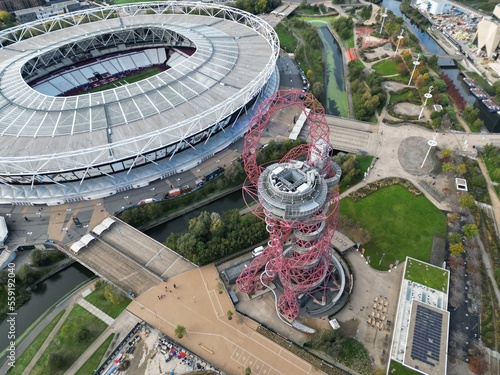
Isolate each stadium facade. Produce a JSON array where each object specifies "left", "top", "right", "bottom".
[{"left": 0, "top": 2, "right": 279, "bottom": 205}]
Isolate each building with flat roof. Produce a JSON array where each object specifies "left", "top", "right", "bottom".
[
  {"left": 0, "top": 2, "right": 279, "bottom": 205},
  {"left": 387, "top": 257, "right": 450, "bottom": 375},
  {"left": 14, "top": 0, "right": 89, "bottom": 23}
]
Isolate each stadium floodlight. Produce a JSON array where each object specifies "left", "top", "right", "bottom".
[{"left": 418, "top": 86, "right": 434, "bottom": 120}]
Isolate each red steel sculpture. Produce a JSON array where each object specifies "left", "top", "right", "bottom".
[{"left": 236, "top": 90, "right": 343, "bottom": 320}]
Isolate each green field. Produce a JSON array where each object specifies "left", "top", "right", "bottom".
[
  {"left": 389, "top": 89, "right": 419, "bottom": 104},
  {"left": 340, "top": 185, "right": 447, "bottom": 270},
  {"left": 357, "top": 154, "right": 374, "bottom": 173},
  {"left": 372, "top": 59, "right": 399, "bottom": 76},
  {"left": 85, "top": 67, "right": 163, "bottom": 94},
  {"left": 85, "top": 284, "right": 131, "bottom": 319},
  {"left": 405, "top": 258, "right": 448, "bottom": 292},
  {"left": 31, "top": 305, "right": 108, "bottom": 375},
  {"left": 7, "top": 310, "right": 66, "bottom": 375},
  {"left": 275, "top": 23, "right": 299, "bottom": 53},
  {"left": 388, "top": 359, "right": 421, "bottom": 374},
  {"left": 75, "top": 333, "right": 114, "bottom": 375}
]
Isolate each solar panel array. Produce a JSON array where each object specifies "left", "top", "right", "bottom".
[{"left": 410, "top": 305, "right": 443, "bottom": 367}]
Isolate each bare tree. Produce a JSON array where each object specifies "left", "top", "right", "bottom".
[
  {"left": 448, "top": 255, "right": 464, "bottom": 271},
  {"left": 451, "top": 330, "right": 467, "bottom": 349},
  {"left": 449, "top": 288, "right": 463, "bottom": 308}
]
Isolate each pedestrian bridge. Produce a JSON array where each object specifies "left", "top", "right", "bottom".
[{"left": 60, "top": 217, "right": 196, "bottom": 296}]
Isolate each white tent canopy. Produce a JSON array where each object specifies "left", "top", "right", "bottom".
[
  {"left": 70, "top": 241, "right": 86, "bottom": 254},
  {"left": 70, "top": 233, "right": 96, "bottom": 253},
  {"left": 0, "top": 216, "right": 7, "bottom": 246},
  {"left": 92, "top": 217, "right": 116, "bottom": 236}
]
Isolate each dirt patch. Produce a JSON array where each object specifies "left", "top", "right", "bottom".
[
  {"left": 398, "top": 136, "right": 437, "bottom": 176},
  {"left": 394, "top": 102, "right": 421, "bottom": 116},
  {"left": 382, "top": 81, "right": 408, "bottom": 92},
  {"left": 363, "top": 45, "right": 391, "bottom": 60},
  {"left": 337, "top": 318, "right": 359, "bottom": 336}
]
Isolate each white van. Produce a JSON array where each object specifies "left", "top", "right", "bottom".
[{"left": 252, "top": 246, "right": 264, "bottom": 257}]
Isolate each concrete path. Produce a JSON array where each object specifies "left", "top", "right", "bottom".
[
  {"left": 23, "top": 306, "right": 73, "bottom": 375},
  {"left": 78, "top": 300, "right": 115, "bottom": 326}
]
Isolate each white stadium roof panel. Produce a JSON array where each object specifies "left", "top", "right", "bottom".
[{"left": 0, "top": 2, "right": 279, "bottom": 203}]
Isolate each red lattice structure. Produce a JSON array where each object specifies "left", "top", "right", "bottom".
[{"left": 236, "top": 90, "right": 343, "bottom": 321}]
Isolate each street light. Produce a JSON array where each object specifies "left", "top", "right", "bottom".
[
  {"left": 379, "top": 11, "right": 388, "bottom": 34},
  {"left": 394, "top": 29, "right": 404, "bottom": 57},
  {"left": 418, "top": 85, "right": 434, "bottom": 120},
  {"left": 176, "top": 178, "right": 181, "bottom": 187},
  {"left": 408, "top": 53, "right": 421, "bottom": 86}
]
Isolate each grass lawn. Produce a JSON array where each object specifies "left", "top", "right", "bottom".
[
  {"left": 404, "top": 258, "right": 448, "bottom": 292},
  {"left": 357, "top": 155, "right": 374, "bottom": 173},
  {"left": 75, "top": 333, "right": 114, "bottom": 375},
  {"left": 85, "top": 67, "right": 162, "bottom": 94},
  {"left": 275, "top": 23, "right": 298, "bottom": 53},
  {"left": 388, "top": 359, "right": 421, "bottom": 374},
  {"left": 384, "top": 75, "right": 409, "bottom": 84},
  {"left": 85, "top": 284, "right": 131, "bottom": 319},
  {"left": 6, "top": 310, "right": 65, "bottom": 375},
  {"left": 372, "top": 59, "right": 399, "bottom": 76},
  {"left": 389, "top": 89, "right": 420, "bottom": 104},
  {"left": 340, "top": 185, "right": 447, "bottom": 271},
  {"left": 31, "top": 305, "right": 108, "bottom": 375}
]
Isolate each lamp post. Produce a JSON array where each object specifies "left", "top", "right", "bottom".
[
  {"left": 421, "top": 133, "right": 438, "bottom": 169},
  {"left": 418, "top": 85, "right": 434, "bottom": 120},
  {"left": 408, "top": 53, "right": 421, "bottom": 86},
  {"left": 379, "top": 11, "right": 388, "bottom": 34},
  {"left": 394, "top": 30, "right": 404, "bottom": 57}
]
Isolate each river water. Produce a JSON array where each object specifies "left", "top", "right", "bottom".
[
  {"left": 316, "top": 24, "right": 348, "bottom": 117},
  {"left": 381, "top": 0, "right": 476, "bottom": 105},
  {"left": 0, "top": 263, "right": 94, "bottom": 354},
  {"left": 145, "top": 190, "right": 247, "bottom": 243}
]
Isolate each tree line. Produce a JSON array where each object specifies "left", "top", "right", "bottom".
[{"left": 165, "top": 209, "right": 268, "bottom": 265}]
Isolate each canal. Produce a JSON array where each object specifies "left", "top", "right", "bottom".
[
  {"left": 381, "top": 0, "right": 477, "bottom": 105},
  {"left": 145, "top": 189, "right": 247, "bottom": 244},
  {"left": 0, "top": 263, "right": 94, "bottom": 355}
]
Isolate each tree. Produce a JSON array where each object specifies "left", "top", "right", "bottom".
[
  {"left": 492, "top": 168, "right": 500, "bottom": 181},
  {"left": 463, "top": 224, "right": 479, "bottom": 238},
  {"left": 469, "top": 355, "right": 488, "bottom": 374},
  {"left": 17, "top": 264, "right": 37, "bottom": 285},
  {"left": 175, "top": 325, "right": 186, "bottom": 339},
  {"left": 76, "top": 327, "right": 90, "bottom": 343},
  {"left": 449, "top": 243, "right": 465, "bottom": 256},
  {"left": 0, "top": 11, "right": 12, "bottom": 24},
  {"left": 227, "top": 310, "right": 233, "bottom": 320},
  {"left": 30, "top": 249, "right": 44, "bottom": 267},
  {"left": 312, "top": 82, "right": 323, "bottom": 100},
  {"left": 455, "top": 164, "right": 467, "bottom": 175},
  {"left": 460, "top": 194, "right": 475, "bottom": 209},
  {"left": 448, "top": 232, "right": 462, "bottom": 244},
  {"left": 245, "top": 367, "right": 252, "bottom": 375},
  {"left": 442, "top": 162, "right": 455, "bottom": 173},
  {"left": 47, "top": 352, "right": 65, "bottom": 370},
  {"left": 428, "top": 55, "right": 439, "bottom": 70},
  {"left": 451, "top": 330, "right": 467, "bottom": 348},
  {"left": 103, "top": 284, "right": 125, "bottom": 305},
  {"left": 216, "top": 282, "right": 224, "bottom": 294}
]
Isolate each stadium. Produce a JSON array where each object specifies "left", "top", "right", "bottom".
[{"left": 0, "top": 1, "right": 279, "bottom": 205}]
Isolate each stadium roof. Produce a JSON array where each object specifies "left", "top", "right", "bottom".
[{"left": 0, "top": 2, "right": 278, "bottom": 175}]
